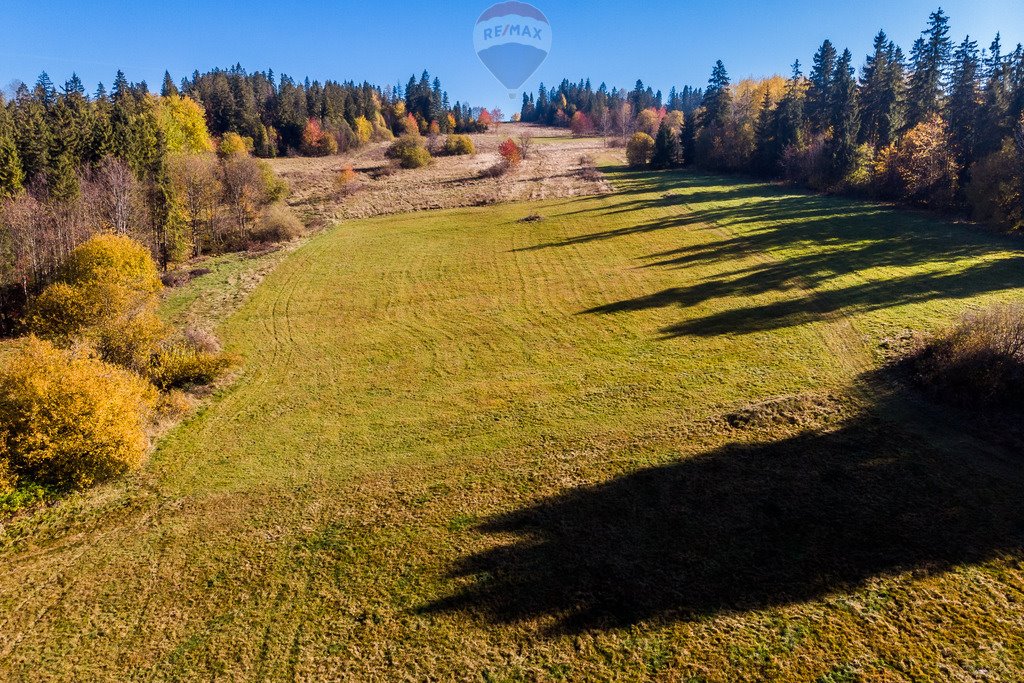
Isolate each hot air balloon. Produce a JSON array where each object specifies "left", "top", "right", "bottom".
[{"left": 473, "top": 2, "right": 552, "bottom": 98}]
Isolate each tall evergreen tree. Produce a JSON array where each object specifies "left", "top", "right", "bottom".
[
  {"left": 860, "top": 31, "right": 905, "bottom": 146},
  {"left": 161, "top": 71, "right": 179, "bottom": 97},
  {"left": 0, "top": 101, "right": 25, "bottom": 199},
  {"left": 947, "top": 35, "right": 981, "bottom": 172},
  {"left": 829, "top": 49, "right": 861, "bottom": 181},
  {"left": 773, "top": 60, "right": 806, "bottom": 157},
  {"left": 651, "top": 121, "right": 683, "bottom": 168},
  {"left": 701, "top": 61, "right": 732, "bottom": 128},
  {"left": 977, "top": 34, "right": 1012, "bottom": 158},
  {"left": 807, "top": 40, "right": 838, "bottom": 133},
  {"left": 907, "top": 8, "right": 952, "bottom": 127},
  {"left": 753, "top": 89, "right": 777, "bottom": 175}
]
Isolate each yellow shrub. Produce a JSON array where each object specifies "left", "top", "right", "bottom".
[
  {"left": 27, "top": 235, "right": 165, "bottom": 369},
  {"left": 444, "top": 134, "right": 475, "bottom": 156},
  {"left": 94, "top": 310, "right": 167, "bottom": 372},
  {"left": 59, "top": 233, "right": 162, "bottom": 295},
  {"left": 25, "top": 283, "right": 101, "bottom": 339},
  {"left": 0, "top": 337, "right": 157, "bottom": 491},
  {"left": 218, "top": 131, "right": 254, "bottom": 158},
  {"left": 147, "top": 344, "right": 238, "bottom": 390}
]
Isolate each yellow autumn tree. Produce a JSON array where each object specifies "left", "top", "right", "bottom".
[
  {"left": 155, "top": 94, "right": 214, "bottom": 154},
  {"left": 353, "top": 116, "right": 373, "bottom": 145}
]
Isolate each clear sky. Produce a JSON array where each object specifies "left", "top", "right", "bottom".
[{"left": 2, "top": 0, "right": 1021, "bottom": 110}]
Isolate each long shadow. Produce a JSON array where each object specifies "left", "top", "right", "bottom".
[
  {"left": 561, "top": 170, "right": 1023, "bottom": 336},
  {"left": 423, "top": 379, "right": 1024, "bottom": 633}
]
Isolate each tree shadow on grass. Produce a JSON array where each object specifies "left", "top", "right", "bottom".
[
  {"left": 563, "top": 170, "right": 1023, "bottom": 336},
  {"left": 422, "top": 379, "right": 1024, "bottom": 633}
]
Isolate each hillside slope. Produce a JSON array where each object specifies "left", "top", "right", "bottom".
[{"left": 2, "top": 167, "right": 1023, "bottom": 681}]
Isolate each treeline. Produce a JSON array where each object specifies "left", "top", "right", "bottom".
[
  {"left": 543, "top": 9, "right": 1024, "bottom": 230},
  {"left": 518, "top": 78, "right": 703, "bottom": 132},
  {"left": 178, "top": 66, "right": 489, "bottom": 156}
]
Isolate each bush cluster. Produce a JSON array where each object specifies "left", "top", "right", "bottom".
[
  {"left": 386, "top": 134, "right": 433, "bottom": 169},
  {"left": 2, "top": 234, "right": 238, "bottom": 497},
  {"left": 251, "top": 204, "right": 305, "bottom": 243},
  {"left": 0, "top": 337, "right": 157, "bottom": 491},
  {"left": 443, "top": 134, "right": 475, "bottom": 156},
  {"left": 911, "top": 304, "right": 1024, "bottom": 410}
]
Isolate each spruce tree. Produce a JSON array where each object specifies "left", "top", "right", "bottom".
[
  {"left": 860, "top": 31, "right": 905, "bottom": 146},
  {"left": 701, "top": 61, "right": 732, "bottom": 129},
  {"left": 753, "top": 90, "right": 777, "bottom": 175},
  {"left": 977, "top": 34, "right": 1012, "bottom": 158},
  {"left": 651, "top": 121, "right": 683, "bottom": 168},
  {"left": 947, "top": 35, "right": 981, "bottom": 171},
  {"left": 11, "top": 86, "right": 50, "bottom": 182},
  {"left": 807, "top": 40, "right": 837, "bottom": 133},
  {"left": 0, "top": 103, "right": 25, "bottom": 199},
  {"left": 773, "top": 60, "right": 806, "bottom": 157},
  {"left": 829, "top": 49, "right": 860, "bottom": 181},
  {"left": 161, "top": 71, "right": 179, "bottom": 97},
  {"left": 907, "top": 8, "right": 952, "bottom": 127}
]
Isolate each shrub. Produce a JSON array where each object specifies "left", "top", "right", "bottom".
[
  {"left": 911, "top": 304, "right": 1024, "bottom": 410},
  {"left": 147, "top": 344, "right": 238, "bottom": 391},
  {"left": 252, "top": 204, "right": 305, "bottom": 243},
  {"left": 0, "top": 337, "right": 157, "bottom": 491},
  {"left": 626, "top": 132, "right": 656, "bottom": 168},
  {"left": 967, "top": 138, "right": 1022, "bottom": 230},
  {"left": 336, "top": 165, "right": 358, "bottom": 187},
  {"left": 386, "top": 135, "right": 432, "bottom": 169},
  {"left": 218, "top": 132, "right": 253, "bottom": 158},
  {"left": 59, "top": 233, "right": 162, "bottom": 295},
  {"left": 444, "top": 134, "right": 475, "bottom": 156},
  {"left": 498, "top": 139, "right": 522, "bottom": 167},
  {"left": 93, "top": 310, "right": 167, "bottom": 372},
  {"left": 27, "top": 234, "right": 165, "bottom": 370},
  {"left": 27, "top": 234, "right": 163, "bottom": 350}
]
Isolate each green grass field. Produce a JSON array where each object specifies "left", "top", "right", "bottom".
[{"left": 3, "top": 168, "right": 1024, "bottom": 681}]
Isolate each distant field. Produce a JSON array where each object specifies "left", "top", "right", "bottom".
[{"left": 2, "top": 165, "right": 1024, "bottom": 681}]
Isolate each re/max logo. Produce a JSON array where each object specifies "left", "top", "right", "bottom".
[{"left": 482, "top": 24, "right": 543, "bottom": 41}]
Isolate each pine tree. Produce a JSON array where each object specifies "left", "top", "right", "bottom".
[
  {"left": 860, "top": 31, "right": 905, "bottom": 146},
  {"left": 907, "top": 8, "right": 952, "bottom": 127},
  {"left": 947, "top": 35, "right": 981, "bottom": 171},
  {"left": 753, "top": 90, "right": 777, "bottom": 175},
  {"left": 701, "top": 61, "right": 732, "bottom": 128},
  {"left": 161, "top": 71, "right": 179, "bottom": 97},
  {"left": 0, "top": 103, "right": 25, "bottom": 199},
  {"left": 651, "top": 121, "right": 683, "bottom": 168},
  {"left": 829, "top": 49, "right": 860, "bottom": 181},
  {"left": 807, "top": 40, "right": 838, "bottom": 133}
]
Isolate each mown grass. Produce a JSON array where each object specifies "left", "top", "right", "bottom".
[{"left": 2, "top": 168, "right": 1024, "bottom": 681}]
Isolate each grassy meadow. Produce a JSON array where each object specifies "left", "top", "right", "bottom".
[{"left": 2, "top": 166, "right": 1024, "bottom": 680}]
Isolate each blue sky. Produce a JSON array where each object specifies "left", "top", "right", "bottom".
[{"left": 2, "top": 0, "right": 1020, "bottom": 110}]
